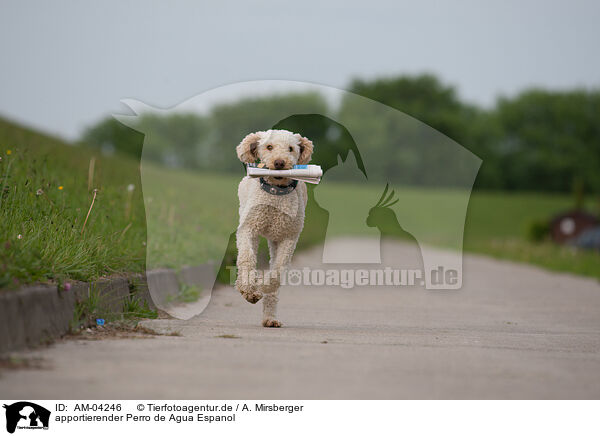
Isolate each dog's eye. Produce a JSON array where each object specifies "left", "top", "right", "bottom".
[
  {"left": 289, "top": 146, "right": 293, "bottom": 152},
  {"left": 267, "top": 145, "right": 273, "bottom": 151}
]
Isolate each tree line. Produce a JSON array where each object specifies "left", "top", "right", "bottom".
[{"left": 83, "top": 74, "right": 600, "bottom": 193}]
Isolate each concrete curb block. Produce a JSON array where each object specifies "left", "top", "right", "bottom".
[{"left": 0, "top": 264, "right": 216, "bottom": 354}]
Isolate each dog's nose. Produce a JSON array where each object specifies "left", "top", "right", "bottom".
[{"left": 274, "top": 159, "right": 285, "bottom": 169}]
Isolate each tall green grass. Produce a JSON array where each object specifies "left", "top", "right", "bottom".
[{"left": 0, "top": 118, "right": 146, "bottom": 288}]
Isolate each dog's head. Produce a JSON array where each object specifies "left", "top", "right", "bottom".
[{"left": 236, "top": 129, "right": 314, "bottom": 176}]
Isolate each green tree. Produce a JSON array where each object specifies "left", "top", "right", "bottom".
[
  {"left": 83, "top": 118, "right": 144, "bottom": 159},
  {"left": 207, "top": 92, "right": 329, "bottom": 172},
  {"left": 493, "top": 89, "right": 600, "bottom": 193},
  {"left": 340, "top": 74, "right": 484, "bottom": 187},
  {"left": 136, "top": 113, "right": 209, "bottom": 169},
  {"left": 347, "top": 74, "right": 480, "bottom": 146}
]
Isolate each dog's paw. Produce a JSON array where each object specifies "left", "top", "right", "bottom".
[
  {"left": 241, "top": 290, "right": 263, "bottom": 304},
  {"left": 262, "top": 318, "right": 282, "bottom": 328},
  {"left": 236, "top": 276, "right": 262, "bottom": 304}
]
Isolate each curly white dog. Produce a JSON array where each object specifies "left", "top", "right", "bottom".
[{"left": 235, "top": 129, "right": 314, "bottom": 327}]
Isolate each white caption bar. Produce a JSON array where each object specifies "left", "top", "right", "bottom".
[{"left": 0, "top": 400, "right": 596, "bottom": 436}]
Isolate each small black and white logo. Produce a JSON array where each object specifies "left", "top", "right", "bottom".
[{"left": 3, "top": 402, "right": 50, "bottom": 434}]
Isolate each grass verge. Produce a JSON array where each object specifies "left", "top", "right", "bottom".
[{"left": 0, "top": 117, "right": 146, "bottom": 288}]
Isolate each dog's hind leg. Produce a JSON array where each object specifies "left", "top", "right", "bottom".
[
  {"left": 235, "top": 227, "right": 263, "bottom": 304},
  {"left": 267, "top": 240, "right": 279, "bottom": 269},
  {"left": 262, "top": 239, "right": 281, "bottom": 327},
  {"left": 261, "top": 237, "right": 298, "bottom": 327}
]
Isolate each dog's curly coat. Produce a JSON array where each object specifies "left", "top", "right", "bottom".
[{"left": 235, "top": 129, "right": 314, "bottom": 327}]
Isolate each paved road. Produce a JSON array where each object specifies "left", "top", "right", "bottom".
[{"left": 1, "top": 238, "right": 599, "bottom": 399}]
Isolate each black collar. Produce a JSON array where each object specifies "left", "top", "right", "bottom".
[{"left": 260, "top": 177, "right": 298, "bottom": 195}]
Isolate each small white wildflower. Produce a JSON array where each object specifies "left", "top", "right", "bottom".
[
  {"left": 127, "top": 184, "right": 135, "bottom": 192},
  {"left": 36, "top": 188, "right": 43, "bottom": 196},
  {"left": 17, "top": 234, "right": 23, "bottom": 239}
]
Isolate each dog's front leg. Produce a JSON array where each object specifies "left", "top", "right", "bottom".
[
  {"left": 261, "top": 237, "right": 298, "bottom": 327},
  {"left": 235, "top": 226, "right": 263, "bottom": 304}
]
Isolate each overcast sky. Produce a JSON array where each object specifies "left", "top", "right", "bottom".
[{"left": 1, "top": 0, "right": 599, "bottom": 140}]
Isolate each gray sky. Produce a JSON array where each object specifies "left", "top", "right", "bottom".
[{"left": 1, "top": 0, "right": 599, "bottom": 140}]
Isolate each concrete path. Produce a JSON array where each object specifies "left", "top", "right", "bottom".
[{"left": 1, "top": 238, "right": 599, "bottom": 399}]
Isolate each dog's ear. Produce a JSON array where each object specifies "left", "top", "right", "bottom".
[
  {"left": 296, "top": 135, "right": 314, "bottom": 165},
  {"left": 236, "top": 132, "right": 262, "bottom": 163}
]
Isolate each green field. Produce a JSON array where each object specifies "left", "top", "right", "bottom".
[{"left": 1, "top": 117, "right": 598, "bottom": 289}]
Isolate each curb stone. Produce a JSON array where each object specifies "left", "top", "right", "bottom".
[{"left": 0, "top": 264, "right": 215, "bottom": 354}]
